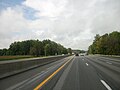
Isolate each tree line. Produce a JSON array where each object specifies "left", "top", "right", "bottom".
[
  {"left": 0, "top": 39, "right": 72, "bottom": 56},
  {"left": 88, "top": 31, "right": 120, "bottom": 55}
]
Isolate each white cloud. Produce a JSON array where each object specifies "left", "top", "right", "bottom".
[
  {"left": 23, "top": 0, "right": 69, "bottom": 18},
  {"left": 0, "top": 7, "right": 27, "bottom": 32},
  {"left": 0, "top": 7, "right": 29, "bottom": 48},
  {"left": 0, "top": 0, "right": 120, "bottom": 50}
]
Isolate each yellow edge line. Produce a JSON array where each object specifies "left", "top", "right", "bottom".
[{"left": 34, "top": 57, "right": 73, "bottom": 90}]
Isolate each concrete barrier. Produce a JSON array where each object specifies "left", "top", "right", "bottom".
[{"left": 0, "top": 55, "right": 69, "bottom": 79}]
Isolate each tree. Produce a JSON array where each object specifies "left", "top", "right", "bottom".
[
  {"left": 30, "top": 40, "right": 43, "bottom": 56},
  {"left": 68, "top": 48, "right": 72, "bottom": 55},
  {"left": 44, "top": 44, "right": 51, "bottom": 56},
  {"left": 0, "top": 39, "right": 69, "bottom": 56},
  {"left": 88, "top": 31, "right": 120, "bottom": 55},
  {"left": 30, "top": 47, "right": 36, "bottom": 56}
]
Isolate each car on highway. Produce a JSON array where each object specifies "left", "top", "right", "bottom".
[{"left": 75, "top": 53, "right": 79, "bottom": 56}]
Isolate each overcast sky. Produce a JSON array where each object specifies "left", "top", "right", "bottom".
[{"left": 0, "top": 0, "right": 120, "bottom": 50}]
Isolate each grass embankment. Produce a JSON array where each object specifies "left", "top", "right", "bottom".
[
  {"left": 0, "top": 55, "right": 65, "bottom": 61},
  {"left": 0, "top": 55, "right": 35, "bottom": 61}
]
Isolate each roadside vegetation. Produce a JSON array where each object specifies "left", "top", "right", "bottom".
[
  {"left": 88, "top": 31, "right": 120, "bottom": 55},
  {"left": 0, "top": 55, "right": 34, "bottom": 61},
  {"left": 0, "top": 39, "right": 72, "bottom": 60}
]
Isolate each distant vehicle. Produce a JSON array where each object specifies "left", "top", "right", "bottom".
[
  {"left": 80, "top": 54, "right": 84, "bottom": 56},
  {"left": 75, "top": 53, "right": 79, "bottom": 56},
  {"left": 80, "top": 53, "right": 86, "bottom": 56}
]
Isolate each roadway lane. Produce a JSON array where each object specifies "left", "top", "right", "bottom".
[
  {"left": 97, "top": 56, "right": 120, "bottom": 67},
  {"left": 0, "top": 56, "right": 119, "bottom": 90},
  {"left": 88, "top": 56, "right": 120, "bottom": 67},
  {"left": 54, "top": 56, "right": 108, "bottom": 90},
  {"left": 85, "top": 56, "right": 120, "bottom": 90},
  {"left": 0, "top": 56, "right": 72, "bottom": 90},
  {"left": 44, "top": 56, "right": 119, "bottom": 90}
]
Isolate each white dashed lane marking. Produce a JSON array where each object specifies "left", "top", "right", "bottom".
[
  {"left": 86, "top": 63, "right": 89, "bottom": 66},
  {"left": 100, "top": 80, "right": 112, "bottom": 90}
]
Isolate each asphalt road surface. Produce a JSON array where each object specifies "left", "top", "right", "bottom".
[{"left": 0, "top": 56, "right": 120, "bottom": 90}]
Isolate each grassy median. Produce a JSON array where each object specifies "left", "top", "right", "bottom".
[{"left": 0, "top": 55, "right": 35, "bottom": 61}]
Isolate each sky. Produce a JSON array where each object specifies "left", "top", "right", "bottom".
[{"left": 0, "top": 0, "right": 120, "bottom": 50}]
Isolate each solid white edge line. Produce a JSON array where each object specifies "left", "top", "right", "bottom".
[{"left": 100, "top": 80, "right": 112, "bottom": 90}]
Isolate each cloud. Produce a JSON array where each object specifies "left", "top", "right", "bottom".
[
  {"left": 90, "top": 0, "right": 120, "bottom": 34},
  {"left": 23, "top": 0, "right": 69, "bottom": 18},
  {"left": 0, "top": 7, "right": 29, "bottom": 48},
  {"left": 0, "top": 0, "right": 120, "bottom": 50}
]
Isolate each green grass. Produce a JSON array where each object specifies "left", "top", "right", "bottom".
[
  {"left": 0, "top": 55, "right": 63, "bottom": 61},
  {"left": 0, "top": 55, "right": 35, "bottom": 61}
]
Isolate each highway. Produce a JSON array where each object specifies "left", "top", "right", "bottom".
[{"left": 0, "top": 56, "right": 120, "bottom": 90}]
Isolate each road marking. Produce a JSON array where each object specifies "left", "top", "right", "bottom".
[
  {"left": 86, "top": 63, "right": 89, "bottom": 66},
  {"left": 34, "top": 57, "right": 73, "bottom": 90},
  {"left": 7, "top": 57, "right": 71, "bottom": 90},
  {"left": 100, "top": 80, "right": 112, "bottom": 90},
  {"left": 53, "top": 58, "right": 74, "bottom": 90},
  {"left": 106, "top": 62, "right": 112, "bottom": 64}
]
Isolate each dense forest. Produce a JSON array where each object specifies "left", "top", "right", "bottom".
[
  {"left": 0, "top": 39, "right": 72, "bottom": 56},
  {"left": 88, "top": 31, "right": 120, "bottom": 55}
]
